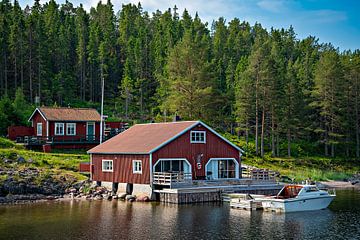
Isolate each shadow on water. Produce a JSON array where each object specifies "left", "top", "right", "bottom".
[{"left": 0, "top": 190, "right": 359, "bottom": 240}]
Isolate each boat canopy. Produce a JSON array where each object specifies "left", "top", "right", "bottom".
[{"left": 276, "top": 185, "right": 303, "bottom": 199}]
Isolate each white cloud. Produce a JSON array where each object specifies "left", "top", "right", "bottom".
[{"left": 257, "top": 0, "right": 287, "bottom": 13}]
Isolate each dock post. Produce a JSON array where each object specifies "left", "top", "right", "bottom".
[{"left": 112, "top": 182, "right": 119, "bottom": 195}]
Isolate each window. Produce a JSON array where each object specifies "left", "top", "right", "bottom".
[
  {"left": 133, "top": 160, "right": 142, "bottom": 174},
  {"left": 37, "top": 123, "right": 42, "bottom": 136},
  {"left": 102, "top": 160, "right": 113, "bottom": 172},
  {"left": 66, "top": 123, "right": 76, "bottom": 135},
  {"left": 55, "top": 123, "right": 64, "bottom": 135},
  {"left": 190, "top": 131, "right": 206, "bottom": 143}
]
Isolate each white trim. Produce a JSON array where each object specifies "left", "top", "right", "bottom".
[
  {"left": 102, "top": 159, "right": 113, "bottom": 172},
  {"left": 190, "top": 130, "right": 206, "bottom": 143},
  {"left": 205, "top": 158, "right": 239, "bottom": 180},
  {"left": 149, "top": 153, "right": 153, "bottom": 186},
  {"left": 54, "top": 122, "right": 65, "bottom": 136},
  {"left": 36, "top": 123, "right": 43, "bottom": 136},
  {"left": 132, "top": 160, "right": 142, "bottom": 174},
  {"left": 152, "top": 158, "right": 192, "bottom": 174},
  {"left": 28, "top": 108, "right": 47, "bottom": 122},
  {"left": 90, "top": 154, "right": 93, "bottom": 180},
  {"left": 66, "top": 123, "right": 76, "bottom": 136},
  {"left": 89, "top": 120, "right": 244, "bottom": 155},
  {"left": 46, "top": 121, "right": 49, "bottom": 137}
]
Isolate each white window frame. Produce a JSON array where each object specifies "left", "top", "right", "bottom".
[
  {"left": 36, "top": 123, "right": 42, "bottom": 136},
  {"left": 190, "top": 131, "right": 206, "bottom": 143},
  {"left": 66, "top": 123, "right": 76, "bottom": 136},
  {"left": 54, "top": 123, "right": 64, "bottom": 136},
  {"left": 102, "top": 160, "right": 113, "bottom": 172},
  {"left": 133, "top": 160, "right": 142, "bottom": 174}
]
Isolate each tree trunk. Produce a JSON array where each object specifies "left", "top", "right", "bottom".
[
  {"left": 255, "top": 75, "right": 259, "bottom": 155},
  {"left": 20, "top": 40, "right": 24, "bottom": 90},
  {"left": 287, "top": 128, "right": 291, "bottom": 157},
  {"left": 271, "top": 108, "right": 275, "bottom": 157},
  {"left": 29, "top": 30, "right": 33, "bottom": 102},
  {"left": 276, "top": 134, "right": 280, "bottom": 157},
  {"left": 4, "top": 52, "right": 7, "bottom": 95},
  {"left": 261, "top": 107, "right": 265, "bottom": 158},
  {"left": 14, "top": 56, "right": 17, "bottom": 90},
  {"left": 356, "top": 83, "right": 360, "bottom": 159}
]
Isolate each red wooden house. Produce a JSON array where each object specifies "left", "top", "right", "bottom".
[
  {"left": 87, "top": 121, "right": 243, "bottom": 194},
  {"left": 26, "top": 107, "right": 102, "bottom": 150}
]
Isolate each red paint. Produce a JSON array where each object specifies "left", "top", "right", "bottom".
[
  {"left": 91, "top": 154, "right": 150, "bottom": 184},
  {"left": 7, "top": 126, "right": 34, "bottom": 140},
  {"left": 79, "top": 162, "right": 91, "bottom": 172},
  {"left": 152, "top": 125, "right": 240, "bottom": 179},
  {"left": 90, "top": 123, "right": 240, "bottom": 184},
  {"left": 32, "top": 111, "right": 47, "bottom": 137}
]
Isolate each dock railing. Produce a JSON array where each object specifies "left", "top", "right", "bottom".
[
  {"left": 242, "top": 168, "right": 278, "bottom": 182},
  {"left": 153, "top": 172, "right": 192, "bottom": 187}
]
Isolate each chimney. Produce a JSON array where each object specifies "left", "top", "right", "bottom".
[{"left": 173, "top": 114, "right": 181, "bottom": 122}]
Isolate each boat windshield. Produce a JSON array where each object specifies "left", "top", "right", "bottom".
[{"left": 276, "top": 185, "right": 303, "bottom": 199}]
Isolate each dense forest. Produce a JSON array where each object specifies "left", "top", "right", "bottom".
[{"left": 0, "top": 0, "right": 360, "bottom": 158}]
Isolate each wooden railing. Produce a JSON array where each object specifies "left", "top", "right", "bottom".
[
  {"left": 242, "top": 168, "right": 278, "bottom": 182},
  {"left": 153, "top": 172, "right": 192, "bottom": 186},
  {"left": 23, "top": 135, "right": 104, "bottom": 145}
]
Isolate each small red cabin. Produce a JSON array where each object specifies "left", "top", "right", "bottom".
[
  {"left": 87, "top": 121, "right": 243, "bottom": 194},
  {"left": 27, "top": 107, "right": 102, "bottom": 150}
]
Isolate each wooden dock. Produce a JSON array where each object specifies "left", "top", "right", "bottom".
[{"left": 156, "top": 182, "right": 283, "bottom": 204}]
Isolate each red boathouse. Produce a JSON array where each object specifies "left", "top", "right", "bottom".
[{"left": 87, "top": 121, "right": 243, "bottom": 195}]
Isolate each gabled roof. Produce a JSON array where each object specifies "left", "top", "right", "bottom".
[
  {"left": 28, "top": 107, "right": 101, "bottom": 122},
  {"left": 87, "top": 120, "right": 243, "bottom": 154}
]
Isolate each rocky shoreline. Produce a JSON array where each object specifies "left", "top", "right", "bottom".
[
  {"left": 0, "top": 182, "right": 151, "bottom": 205},
  {"left": 0, "top": 157, "right": 150, "bottom": 205}
]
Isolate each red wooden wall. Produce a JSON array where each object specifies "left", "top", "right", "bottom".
[
  {"left": 152, "top": 124, "right": 240, "bottom": 179},
  {"left": 31, "top": 110, "right": 100, "bottom": 140},
  {"left": 91, "top": 154, "right": 150, "bottom": 184},
  {"left": 7, "top": 126, "right": 34, "bottom": 140},
  {"left": 32, "top": 111, "right": 47, "bottom": 137}
]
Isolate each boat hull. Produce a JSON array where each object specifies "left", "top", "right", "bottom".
[{"left": 261, "top": 195, "right": 335, "bottom": 213}]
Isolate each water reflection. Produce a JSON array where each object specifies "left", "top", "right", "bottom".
[{"left": 0, "top": 191, "right": 359, "bottom": 240}]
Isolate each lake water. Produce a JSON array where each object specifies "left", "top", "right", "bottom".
[{"left": 0, "top": 190, "right": 359, "bottom": 240}]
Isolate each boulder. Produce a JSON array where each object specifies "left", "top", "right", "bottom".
[
  {"left": 3, "top": 158, "right": 12, "bottom": 164},
  {"left": 17, "top": 157, "right": 26, "bottom": 164},
  {"left": 94, "top": 195, "right": 103, "bottom": 200},
  {"left": 125, "top": 195, "right": 136, "bottom": 201},
  {"left": 136, "top": 195, "right": 150, "bottom": 202},
  {"left": 118, "top": 193, "right": 127, "bottom": 199}
]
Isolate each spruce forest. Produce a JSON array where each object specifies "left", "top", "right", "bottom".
[{"left": 0, "top": 0, "right": 360, "bottom": 159}]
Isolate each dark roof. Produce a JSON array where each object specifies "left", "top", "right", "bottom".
[
  {"left": 29, "top": 107, "right": 101, "bottom": 122},
  {"left": 88, "top": 121, "right": 243, "bottom": 154}
]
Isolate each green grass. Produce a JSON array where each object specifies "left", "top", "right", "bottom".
[
  {"left": 243, "top": 155, "right": 358, "bottom": 182},
  {"left": 0, "top": 137, "right": 89, "bottom": 184},
  {"left": 0, "top": 137, "right": 24, "bottom": 150}
]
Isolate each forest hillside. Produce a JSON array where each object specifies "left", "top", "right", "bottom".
[{"left": 0, "top": 0, "right": 359, "bottom": 159}]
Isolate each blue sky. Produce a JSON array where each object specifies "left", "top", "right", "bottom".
[{"left": 19, "top": 0, "right": 360, "bottom": 50}]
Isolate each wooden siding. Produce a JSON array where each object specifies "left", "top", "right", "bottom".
[
  {"left": 48, "top": 121, "right": 100, "bottom": 140},
  {"left": 32, "top": 111, "right": 47, "bottom": 137},
  {"left": 152, "top": 125, "right": 240, "bottom": 179},
  {"left": 91, "top": 154, "right": 150, "bottom": 184}
]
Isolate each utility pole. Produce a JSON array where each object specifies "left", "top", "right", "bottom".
[{"left": 100, "top": 60, "right": 105, "bottom": 144}]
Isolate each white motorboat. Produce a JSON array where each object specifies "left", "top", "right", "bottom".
[{"left": 258, "top": 184, "right": 336, "bottom": 213}]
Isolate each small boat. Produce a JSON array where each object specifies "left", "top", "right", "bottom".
[{"left": 258, "top": 184, "right": 336, "bottom": 213}]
